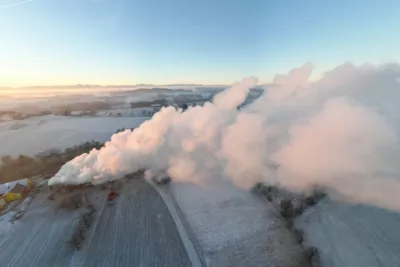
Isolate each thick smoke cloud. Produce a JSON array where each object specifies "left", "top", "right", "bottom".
[{"left": 49, "top": 63, "right": 400, "bottom": 211}]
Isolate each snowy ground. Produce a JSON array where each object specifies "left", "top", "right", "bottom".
[
  {"left": 0, "top": 178, "right": 191, "bottom": 267},
  {"left": 297, "top": 198, "right": 400, "bottom": 267},
  {"left": 170, "top": 180, "right": 305, "bottom": 267},
  {"left": 0, "top": 115, "right": 149, "bottom": 157},
  {"left": 6, "top": 174, "right": 400, "bottom": 267}
]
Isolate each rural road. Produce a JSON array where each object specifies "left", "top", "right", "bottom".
[{"left": 0, "top": 178, "right": 192, "bottom": 267}]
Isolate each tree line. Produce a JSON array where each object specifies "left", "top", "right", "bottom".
[{"left": 0, "top": 141, "right": 103, "bottom": 184}]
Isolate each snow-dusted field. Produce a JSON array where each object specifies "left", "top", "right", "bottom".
[
  {"left": 297, "top": 199, "right": 400, "bottom": 267},
  {"left": 0, "top": 115, "right": 149, "bottom": 157},
  {"left": 0, "top": 178, "right": 191, "bottom": 267},
  {"left": 170, "top": 181, "right": 304, "bottom": 267}
]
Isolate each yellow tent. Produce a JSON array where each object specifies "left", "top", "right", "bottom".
[{"left": 4, "top": 184, "right": 27, "bottom": 202}]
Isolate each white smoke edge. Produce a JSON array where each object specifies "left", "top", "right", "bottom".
[
  {"left": 48, "top": 76, "right": 258, "bottom": 186},
  {"left": 49, "top": 63, "right": 400, "bottom": 212}
]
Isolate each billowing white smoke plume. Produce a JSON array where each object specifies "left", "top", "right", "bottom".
[{"left": 49, "top": 63, "right": 400, "bottom": 211}]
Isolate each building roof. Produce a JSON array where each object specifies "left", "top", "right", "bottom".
[
  {"left": 0, "top": 178, "right": 30, "bottom": 194},
  {"left": 0, "top": 185, "right": 9, "bottom": 195},
  {"left": 9, "top": 183, "right": 27, "bottom": 194}
]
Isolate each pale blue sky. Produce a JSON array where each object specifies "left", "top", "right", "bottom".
[{"left": 0, "top": 0, "right": 399, "bottom": 86}]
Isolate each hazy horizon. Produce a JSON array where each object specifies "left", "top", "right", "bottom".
[{"left": 1, "top": 0, "right": 400, "bottom": 86}]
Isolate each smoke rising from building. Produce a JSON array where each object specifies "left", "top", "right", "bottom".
[{"left": 49, "top": 63, "right": 400, "bottom": 211}]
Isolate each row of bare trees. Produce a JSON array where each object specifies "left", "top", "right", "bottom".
[
  {"left": 0, "top": 141, "right": 103, "bottom": 184},
  {"left": 69, "top": 194, "right": 97, "bottom": 250},
  {"left": 253, "top": 183, "right": 325, "bottom": 267}
]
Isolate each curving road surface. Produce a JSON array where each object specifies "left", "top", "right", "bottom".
[{"left": 0, "top": 178, "right": 192, "bottom": 267}]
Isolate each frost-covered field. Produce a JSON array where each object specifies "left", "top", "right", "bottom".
[
  {"left": 170, "top": 181, "right": 304, "bottom": 267},
  {"left": 0, "top": 179, "right": 191, "bottom": 267},
  {"left": 0, "top": 115, "right": 148, "bottom": 157},
  {"left": 297, "top": 199, "right": 400, "bottom": 267}
]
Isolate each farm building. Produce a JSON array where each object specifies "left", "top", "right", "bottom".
[
  {"left": 0, "top": 178, "right": 33, "bottom": 203},
  {"left": 0, "top": 178, "right": 32, "bottom": 193}
]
